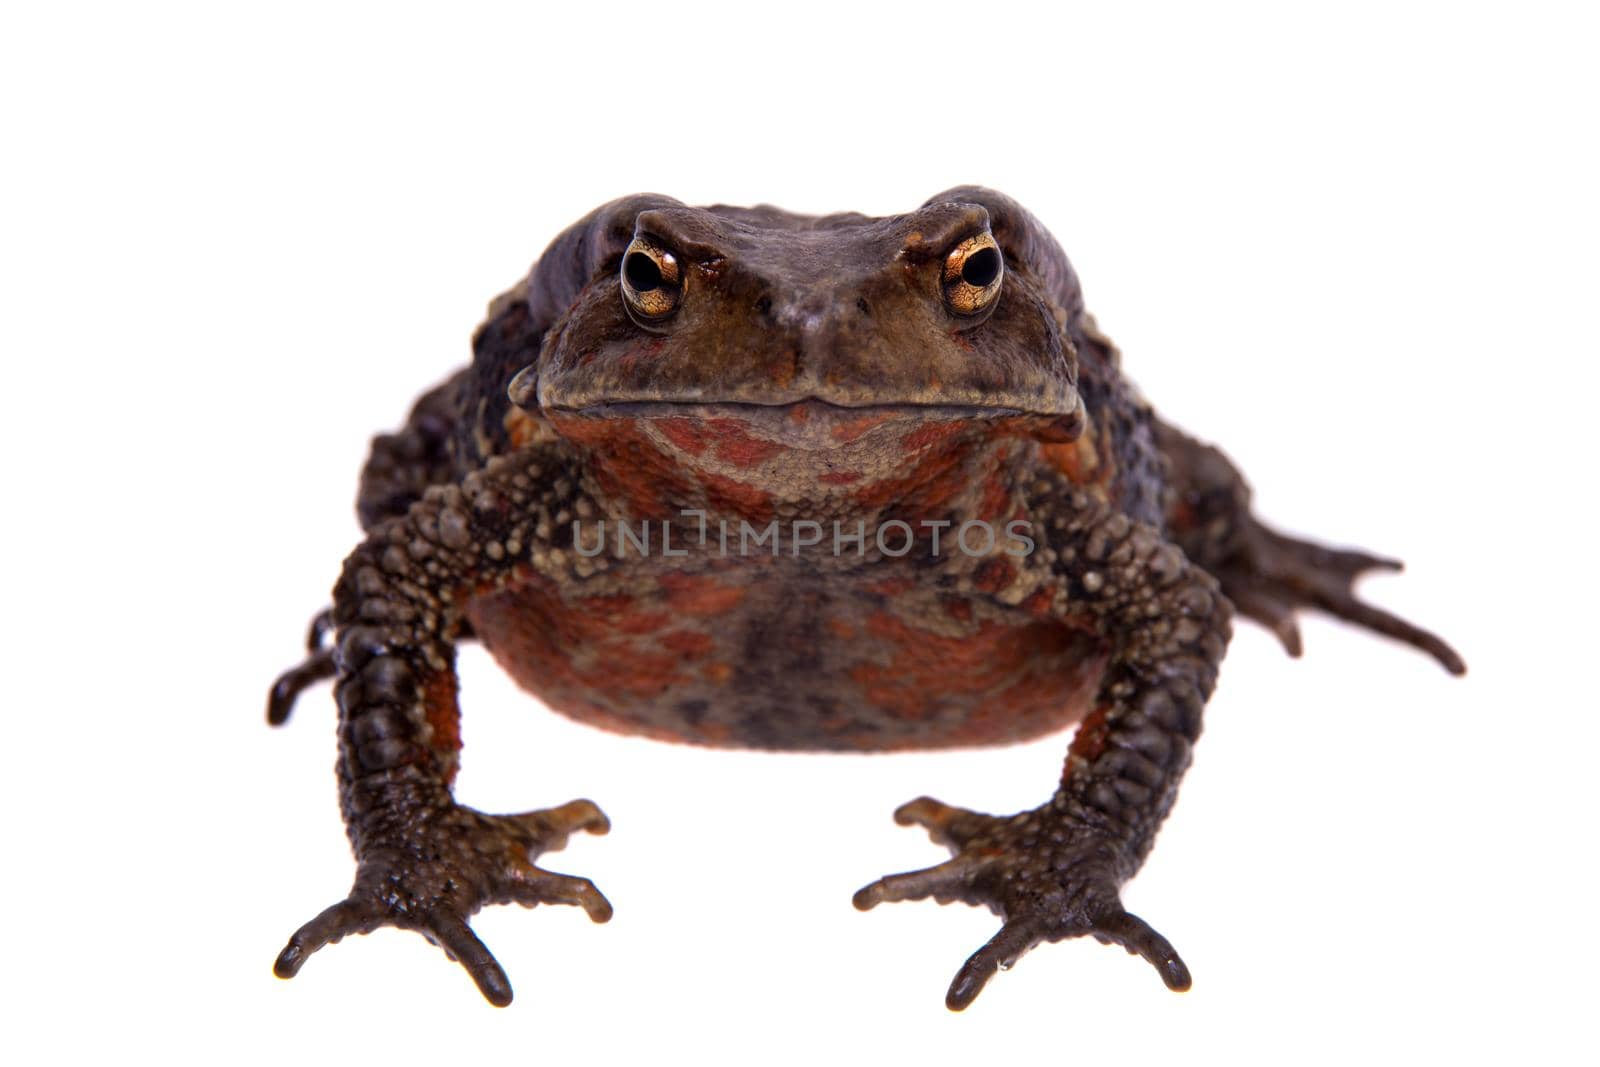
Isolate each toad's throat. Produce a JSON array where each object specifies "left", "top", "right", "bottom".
[{"left": 540, "top": 399, "right": 1058, "bottom": 526}]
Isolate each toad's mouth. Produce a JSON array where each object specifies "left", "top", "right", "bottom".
[
  {"left": 543, "top": 397, "right": 1084, "bottom": 449},
  {"left": 567, "top": 399, "right": 1026, "bottom": 418},
  {"left": 510, "top": 362, "right": 1082, "bottom": 439}
]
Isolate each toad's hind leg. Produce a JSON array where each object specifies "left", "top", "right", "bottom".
[
  {"left": 267, "top": 371, "right": 473, "bottom": 725},
  {"left": 1155, "top": 419, "right": 1464, "bottom": 674}
]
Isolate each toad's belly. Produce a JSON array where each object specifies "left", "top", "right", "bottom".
[{"left": 466, "top": 566, "right": 1107, "bottom": 751}]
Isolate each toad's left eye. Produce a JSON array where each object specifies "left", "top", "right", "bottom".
[
  {"left": 620, "top": 236, "right": 683, "bottom": 324},
  {"left": 942, "top": 232, "right": 1004, "bottom": 317}
]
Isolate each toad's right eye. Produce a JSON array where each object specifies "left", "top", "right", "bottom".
[
  {"left": 940, "top": 231, "right": 1004, "bottom": 319},
  {"left": 620, "top": 237, "right": 682, "bottom": 323}
]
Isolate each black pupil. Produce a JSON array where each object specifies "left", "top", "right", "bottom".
[
  {"left": 625, "top": 252, "right": 663, "bottom": 292},
  {"left": 961, "top": 246, "right": 1001, "bottom": 288}
]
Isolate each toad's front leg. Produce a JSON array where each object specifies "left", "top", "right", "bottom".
[
  {"left": 272, "top": 446, "right": 612, "bottom": 1006},
  {"left": 855, "top": 474, "right": 1231, "bottom": 1009}
]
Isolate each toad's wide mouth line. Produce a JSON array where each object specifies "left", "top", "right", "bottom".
[{"left": 548, "top": 399, "right": 1045, "bottom": 420}]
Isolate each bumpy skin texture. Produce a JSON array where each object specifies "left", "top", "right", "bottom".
[{"left": 268, "top": 186, "right": 1462, "bottom": 1008}]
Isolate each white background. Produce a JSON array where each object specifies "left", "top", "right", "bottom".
[{"left": 4, "top": 2, "right": 1596, "bottom": 1064}]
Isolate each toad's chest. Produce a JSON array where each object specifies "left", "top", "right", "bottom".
[{"left": 465, "top": 548, "right": 1107, "bottom": 751}]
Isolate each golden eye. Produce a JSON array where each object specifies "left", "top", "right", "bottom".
[
  {"left": 620, "top": 236, "right": 683, "bottom": 323},
  {"left": 942, "top": 232, "right": 1004, "bottom": 317}
]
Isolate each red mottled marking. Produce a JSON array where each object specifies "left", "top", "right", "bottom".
[
  {"left": 992, "top": 413, "right": 1082, "bottom": 443},
  {"left": 555, "top": 412, "right": 779, "bottom": 520},
  {"left": 571, "top": 592, "right": 635, "bottom": 617},
  {"left": 852, "top": 434, "right": 974, "bottom": 510},
  {"left": 466, "top": 574, "right": 697, "bottom": 738},
  {"left": 616, "top": 650, "right": 684, "bottom": 699},
  {"left": 869, "top": 577, "right": 915, "bottom": 597},
  {"left": 657, "top": 417, "right": 710, "bottom": 455},
  {"left": 544, "top": 413, "right": 605, "bottom": 446},
  {"left": 612, "top": 608, "right": 674, "bottom": 635},
  {"left": 660, "top": 630, "right": 715, "bottom": 655},
  {"left": 696, "top": 468, "right": 775, "bottom": 522},
  {"left": 422, "top": 669, "right": 462, "bottom": 780},
  {"left": 705, "top": 418, "right": 787, "bottom": 468},
  {"left": 818, "top": 470, "right": 863, "bottom": 485},
  {"left": 900, "top": 421, "right": 965, "bottom": 452},
  {"left": 972, "top": 558, "right": 1015, "bottom": 593},
  {"left": 657, "top": 572, "right": 747, "bottom": 616},
  {"left": 977, "top": 458, "right": 1013, "bottom": 522},
  {"left": 832, "top": 411, "right": 896, "bottom": 442},
  {"left": 469, "top": 564, "right": 1110, "bottom": 751},
  {"left": 547, "top": 414, "right": 691, "bottom": 520},
  {"left": 848, "top": 609, "right": 1104, "bottom": 742}
]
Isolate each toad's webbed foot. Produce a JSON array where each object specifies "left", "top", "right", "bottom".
[
  {"left": 274, "top": 798, "right": 612, "bottom": 1006},
  {"left": 1156, "top": 418, "right": 1463, "bottom": 674},
  {"left": 1218, "top": 520, "right": 1465, "bottom": 675},
  {"left": 854, "top": 797, "right": 1188, "bottom": 1010}
]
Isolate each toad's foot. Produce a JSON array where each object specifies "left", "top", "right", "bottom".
[
  {"left": 1217, "top": 520, "right": 1465, "bottom": 675},
  {"left": 854, "top": 796, "right": 1188, "bottom": 1010},
  {"left": 274, "top": 798, "right": 612, "bottom": 1006}
]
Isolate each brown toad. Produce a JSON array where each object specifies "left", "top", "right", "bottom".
[{"left": 267, "top": 187, "right": 1462, "bottom": 1009}]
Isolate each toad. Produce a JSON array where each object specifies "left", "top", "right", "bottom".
[{"left": 267, "top": 187, "right": 1462, "bottom": 1009}]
